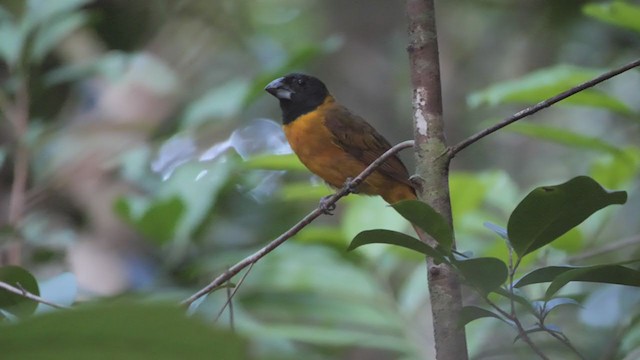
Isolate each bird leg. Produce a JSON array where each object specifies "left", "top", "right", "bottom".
[{"left": 343, "top": 177, "right": 359, "bottom": 194}]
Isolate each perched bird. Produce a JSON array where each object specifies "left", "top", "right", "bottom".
[{"left": 265, "top": 73, "right": 416, "bottom": 205}]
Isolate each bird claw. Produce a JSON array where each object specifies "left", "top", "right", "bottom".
[
  {"left": 319, "top": 195, "right": 336, "bottom": 215},
  {"left": 344, "top": 177, "right": 359, "bottom": 194}
]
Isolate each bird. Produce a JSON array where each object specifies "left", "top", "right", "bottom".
[{"left": 265, "top": 73, "right": 416, "bottom": 208}]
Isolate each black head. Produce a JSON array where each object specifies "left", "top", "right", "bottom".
[{"left": 265, "top": 73, "right": 330, "bottom": 124}]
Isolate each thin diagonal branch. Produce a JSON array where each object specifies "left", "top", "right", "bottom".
[
  {"left": 0, "top": 281, "right": 68, "bottom": 310},
  {"left": 449, "top": 58, "right": 640, "bottom": 157},
  {"left": 181, "top": 140, "right": 415, "bottom": 306}
]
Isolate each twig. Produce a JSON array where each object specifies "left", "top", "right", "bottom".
[
  {"left": 449, "top": 58, "right": 640, "bottom": 157},
  {"left": 568, "top": 234, "right": 640, "bottom": 263},
  {"left": 214, "top": 262, "right": 255, "bottom": 324},
  {"left": 484, "top": 297, "right": 550, "bottom": 360},
  {"left": 181, "top": 140, "right": 415, "bottom": 306},
  {"left": 0, "top": 281, "right": 68, "bottom": 310},
  {"left": 541, "top": 325, "right": 586, "bottom": 360}
]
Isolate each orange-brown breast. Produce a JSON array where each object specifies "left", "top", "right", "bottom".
[{"left": 283, "top": 96, "right": 415, "bottom": 204}]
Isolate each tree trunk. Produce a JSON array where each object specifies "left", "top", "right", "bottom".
[{"left": 406, "top": 1, "right": 469, "bottom": 359}]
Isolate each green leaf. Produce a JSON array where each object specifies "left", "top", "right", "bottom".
[
  {"left": 348, "top": 229, "right": 444, "bottom": 261},
  {"left": 391, "top": 200, "right": 453, "bottom": 251},
  {"left": 181, "top": 80, "right": 250, "bottom": 128},
  {"left": 243, "top": 153, "right": 307, "bottom": 171},
  {"left": 507, "top": 176, "right": 627, "bottom": 257},
  {"left": 0, "top": 266, "right": 39, "bottom": 317},
  {"left": 115, "top": 196, "right": 185, "bottom": 245},
  {"left": 456, "top": 257, "right": 508, "bottom": 294},
  {"left": 468, "top": 65, "right": 633, "bottom": 115},
  {"left": 26, "top": 0, "right": 92, "bottom": 24},
  {"left": 583, "top": 1, "right": 640, "bottom": 33},
  {"left": 508, "top": 123, "right": 625, "bottom": 156},
  {"left": 493, "top": 287, "right": 536, "bottom": 314},
  {"left": 459, "top": 306, "right": 511, "bottom": 327},
  {"left": 35, "top": 273, "right": 76, "bottom": 313},
  {"left": 514, "top": 263, "right": 640, "bottom": 298},
  {"left": 0, "top": 302, "right": 247, "bottom": 359}
]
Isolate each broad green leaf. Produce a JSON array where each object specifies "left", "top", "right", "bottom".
[
  {"left": 468, "top": 65, "right": 633, "bottom": 115},
  {"left": 507, "top": 176, "right": 627, "bottom": 257},
  {"left": 508, "top": 123, "right": 624, "bottom": 156},
  {"left": 0, "top": 266, "right": 39, "bottom": 317},
  {"left": 459, "top": 306, "right": 511, "bottom": 327},
  {"left": 546, "top": 265, "right": 640, "bottom": 299},
  {"left": 391, "top": 200, "right": 453, "bottom": 251},
  {"left": 456, "top": 257, "right": 508, "bottom": 294},
  {"left": 115, "top": 196, "right": 185, "bottom": 245},
  {"left": 35, "top": 273, "right": 77, "bottom": 313},
  {"left": 348, "top": 229, "right": 444, "bottom": 261},
  {"left": 515, "top": 263, "right": 640, "bottom": 297},
  {"left": 243, "top": 153, "right": 306, "bottom": 171},
  {"left": 583, "top": 1, "right": 640, "bottom": 33},
  {"left": 0, "top": 302, "right": 247, "bottom": 359},
  {"left": 483, "top": 222, "right": 508, "bottom": 240}
]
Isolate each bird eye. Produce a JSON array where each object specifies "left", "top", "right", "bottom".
[{"left": 296, "top": 78, "right": 305, "bottom": 86}]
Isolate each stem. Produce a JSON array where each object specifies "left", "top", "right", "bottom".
[
  {"left": 0, "top": 281, "right": 68, "bottom": 310},
  {"left": 406, "top": 1, "right": 467, "bottom": 359}
]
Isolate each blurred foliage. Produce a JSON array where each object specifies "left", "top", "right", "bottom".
[{"left": 0, "top": 0, "right": 638, "bottom": 359}]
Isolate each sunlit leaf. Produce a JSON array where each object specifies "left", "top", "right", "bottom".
[
  {"left": 508, "top": 123, "right": 624, "bottom": 156},
  {"left": 456, "top": 257, "right": 508, "bottom": 294},
  {"left": 468, "top": 65, "right": 634, "bottom": 115},
  {"left": 549, "top": 228, "right": 582, "bottom": 253},
  {"left": 0, "top": 266, "right": 39, "bottom": 317},
  {"left": 507, "top": 176, "right": 627, "bottom": 257},
  {"left": 0, "top": 302, "right": 247, "bottom": 359},
  {"left": 391, "top": 200, "right": 453, "bottom": 251},
  {"left": 583, "top": 1, "right": 640, "bottom": 33},
  {"left": 348, "top": 229, "right": 444, "bottom": 261}
]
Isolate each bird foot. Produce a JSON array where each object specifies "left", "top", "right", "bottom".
[
  {"left": 343, "top": 177, "right": 359, "bottom": 194},
  {"left": 319, "top": 195, "right": 336, "bottom": 215}
]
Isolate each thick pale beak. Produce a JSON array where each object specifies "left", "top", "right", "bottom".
[{"left": 265, "top": 77, "right": 293, "bottom": 100}]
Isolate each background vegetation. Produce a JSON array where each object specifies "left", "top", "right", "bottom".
[{"left": 0, "top": 0, "right": 639, "bottom": 359}]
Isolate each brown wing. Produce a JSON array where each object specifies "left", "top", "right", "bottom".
[{"left": 324, "top": 105, "right": 412, "bottom": 187}]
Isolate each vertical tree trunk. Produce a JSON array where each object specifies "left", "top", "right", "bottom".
[{"left": 406, "top": 1, "right": 469, "bottom": 359}]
